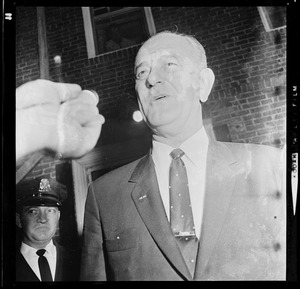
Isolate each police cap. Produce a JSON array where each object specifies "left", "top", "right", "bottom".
[{"left": 16, "top": 178, "right": 67, "bottom": 208}]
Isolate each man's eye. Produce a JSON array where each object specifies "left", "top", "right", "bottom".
[
  {"left": 136, "top": 69, "right": 149, "bottom": 80},
  {"left": 47, "top": 208, "right": 57, "bottom": 214},
  {"left": 28, "top": 209, "right": 38, "bottom": 215},
  {"left": 167, "top": 62, "right": 177, "bottom": 66}
]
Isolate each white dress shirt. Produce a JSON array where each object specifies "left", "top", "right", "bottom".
[
  {"left": 151, "top": 127, "right": 209, "bottom": 239},
  {"left": 20, "top": 239, "right": 57, "bottom": 281}
]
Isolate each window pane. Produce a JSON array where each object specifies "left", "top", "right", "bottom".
[
  {"left": 92, "top": 7, "right": 149, "bottom": 54},
  {"left": 258, "top": 6, "right": 286, "bottom": 31},
  {"left": 264, "top": 6, "right": 286, "bottom": 30},
  {"left": 110, "top": 7, "right": 124, "bottom": 12},
  {"left": 93, "top": 7, "right": 110, "bottom": 16}
]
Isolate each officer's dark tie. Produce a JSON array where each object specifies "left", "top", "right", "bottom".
[
  {"left": 169, "top": 148, "right": 199, "bottom": 276},
  {"left": 36, "top": 249, "right": 53, "bottom": 281}
]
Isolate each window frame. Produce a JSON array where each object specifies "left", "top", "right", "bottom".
[
  {"left": 257, "top": 6, "right": 286, "bottom": 32},
  {"left": 81, "top": 7, "right": 156, "bottom": 58}
]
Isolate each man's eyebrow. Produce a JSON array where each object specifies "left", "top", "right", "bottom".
[
  {"left": 23, "top": 206, "right": 37, "bottom": 213},
  {"left": 135, "top": 61, "right": 149, "bottom": 73}
]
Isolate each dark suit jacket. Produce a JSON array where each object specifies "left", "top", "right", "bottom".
[
  {"left": 16, "top": 240, "right": 79, "bottom": 282},
  {"left": 80, "top": 139, "right": 286, "bottom": 281}
]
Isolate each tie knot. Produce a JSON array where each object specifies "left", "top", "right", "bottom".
[
  {"left": 36, "top": 249, "right": 46, "bottom": 257},
  {"left": 170, "top": 148, "right": 185, "bottom": 160}
]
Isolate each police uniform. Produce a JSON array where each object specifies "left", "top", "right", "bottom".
[{"left": 16, "top": 178, "right": 79, "bottom": 282}]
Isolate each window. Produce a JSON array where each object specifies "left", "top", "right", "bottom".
[
  {"left": 213, "top": 124, "right": 232, "bottom": 142},
  {"left": 257, "top": 6, "right": 286, "bottom": 32},
  {"left": 82, "top": 7, "right": 156, "bottom": 58}
]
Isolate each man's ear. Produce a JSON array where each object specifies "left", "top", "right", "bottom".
[
  {"left": 197, "top": 68, "right": 215, "bottom": 103},
  {"left": 16, "top": 213, "right": 22, "bottom": 229}
]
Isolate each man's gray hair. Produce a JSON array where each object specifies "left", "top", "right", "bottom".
[{"left": 142, "top": 30, "right": 207, "bottom": 71}]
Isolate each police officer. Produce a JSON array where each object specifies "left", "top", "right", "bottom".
[{"left": 16, "top": 178, "right": 78, "bottom": 282}]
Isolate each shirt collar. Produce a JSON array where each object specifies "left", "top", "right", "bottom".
[
  {"left": 180, "top": 126, "right": 209, "bottom": 168},
  {"left": 151, "top": 127, "right": 209, "bottom": 169},
  {"left": 151, "top": 139, "right": 173, "bottom": 173},
  {"left": 20, "top": 239, "right": 56, "bottom": 259}
]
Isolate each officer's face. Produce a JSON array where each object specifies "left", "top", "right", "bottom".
[{"left": 18, "top": 206, "right": 60, "bottom": 249}]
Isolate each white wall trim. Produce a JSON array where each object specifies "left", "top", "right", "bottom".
[
  {"left": 144, "top": 7, "right": 156, "bottom": 36},
  {"left": 257, "top": 7, "right": 286, "bottom": 32},
  {"left": 81, "top": 7, "right": 96, "bottom": 59}
]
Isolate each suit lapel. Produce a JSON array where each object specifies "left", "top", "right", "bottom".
[
  {"left": 194, "top": 140, "right": 237, "bottom": 279},
  {"left": 16, "top": 250, "right": 40, "bottom": 282},
  {"left": 130, "top": 153, "right": 193, "bottom": 280}
]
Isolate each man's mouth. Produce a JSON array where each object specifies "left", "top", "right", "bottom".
[
  {"left": 154, "top": 95, "right": 168, "bottom": 101},
  {"left": 35, "top": 225, "right": 49, "bottom": 230}
]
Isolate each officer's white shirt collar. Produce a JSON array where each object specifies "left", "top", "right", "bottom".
[{"left": 20, "top": 239, "right": 56, "bottom": 280}]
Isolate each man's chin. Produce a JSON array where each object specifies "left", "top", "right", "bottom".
[
  {"left": 33, "top": 234, "right": 53, "bottom": 243},
  {"left": 33, "top": 229, "right": 53, "bottom": 239},
  {"left": 147, "top": 112, "right": 176, "bottom": 128}
]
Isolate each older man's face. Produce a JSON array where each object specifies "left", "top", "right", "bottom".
[
  {"left": 135, "top": 34, "right": 202, "bottom": 137},
  {"left": 19, "top": 206, "right": 60, "bottom": 249}
]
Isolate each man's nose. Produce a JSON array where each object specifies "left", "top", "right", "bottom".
[
  {"left": 37, "top": 212, "right": 48, "bottom": 222},
  {"left": 146, "top": 67, "right": 163, "bottom": 88}
]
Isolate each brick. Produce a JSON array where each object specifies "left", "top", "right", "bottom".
[
  {"left": 243, "top": 113, "right": 262, "bottom": 121},
  {"left": 230, "top": 110, "right": 249, "bottom": 117},
  {"left": 262, "top": 108, "right": 282, "bottom": 117},
  {"left": 253, "top": 116, "right": 273, "bottom": 124},
  {"left": 257, "top": 127, "right": 277, "bottom": 135},
  {"left": 246, "top": 123, "right": 266, "bottom": 131},
  {"left": 248, "top": 135, "right": 269, "bottom": 144},
  {"left": 250, "top": 105, "right": 270, "bottom": 114},
  {"left": 213, "top": 114, "right": 233, "bottom": 123},
  {"left": 43, "top": 167, "right": 55, "bottom": 174},
  {"left": 33, "top": 163, "right": 50, "bottom": 172},
  {"left": 269, "top": 101, "right": 286, "bottom": 109},
  {"left": 239, "top": 131, "right": 257, "bottom": 139},
  {"left": 242, "top": 101, "right": 260, "bottom": 109},
  {"left": 247, "top": 95, "right": 266, "bottom": 103},
  {"left": 261, "top": 99, "right": 273, "bottom": 105},
  {"left": 275, "top": 113, "right": 285, "bottom": 120}
]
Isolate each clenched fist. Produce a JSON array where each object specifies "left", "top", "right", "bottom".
[{"left": 16, "top": 79, "right": 105, "bottom": 162}]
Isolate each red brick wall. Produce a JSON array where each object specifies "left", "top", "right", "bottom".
[{"left": 16, "top": 6, "right": 286, "bottom": 180}]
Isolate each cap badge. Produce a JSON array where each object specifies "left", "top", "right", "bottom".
[{"left": 39, "top": 179, "right": 51, "bottom": 192}]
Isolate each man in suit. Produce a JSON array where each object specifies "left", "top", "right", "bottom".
[
  {"left": 16, "top": 178, "right": 79, "bottom": 282},
  {"left": 80, "top": 31, "right": 286, "bottom": 281}
]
